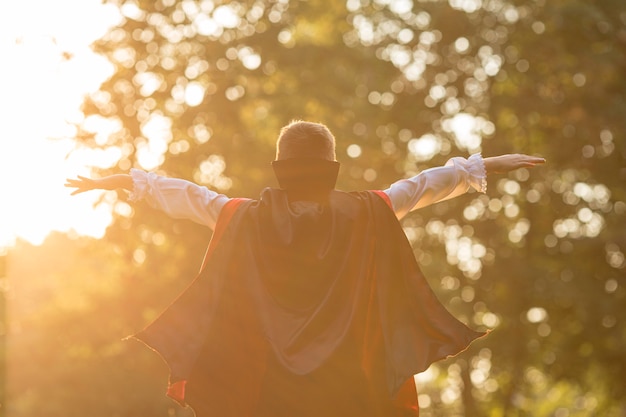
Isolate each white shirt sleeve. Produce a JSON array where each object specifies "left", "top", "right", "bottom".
[
  {"left": 128, "top": 168, "right": 230, "bottom": 230},
  {"left": 384, "top": 153, "right": 486, "bottom": 219}
]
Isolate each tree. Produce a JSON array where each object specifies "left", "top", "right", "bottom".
[{"left": 13, "top": 0, "right": 624, "bottom": 415}]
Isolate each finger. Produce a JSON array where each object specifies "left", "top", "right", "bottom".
[
  {"left": 522, "top": 160, "right": 544, "bottom": 168},
  {"left": 517, "top": 157, "right": 545, "bottom": 167},
  {"left": 75, "top": 175, "right": 94, "bottom": 184},
  {"left": 65, "top": 181, "right": 82, "bottom": 188}
]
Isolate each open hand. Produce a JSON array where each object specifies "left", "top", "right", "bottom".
[
  {"left": 484, "top": 154, "right": 546, "bottom": 175},
  {"left": 64, "top": 176, "right": 102, "bottom": 195},
  {"left": 65, "top": 174, "right": 133, "bottom": 195}
]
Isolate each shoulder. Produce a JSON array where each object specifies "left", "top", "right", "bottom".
[{"left": 342, "top": 190, "right": 393, "bottom": 209}]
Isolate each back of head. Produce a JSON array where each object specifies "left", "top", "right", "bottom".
[
  {"left": 275, "top": 121, "right": 336, "bottom": 161},
  {"left": 272, "top": 121, "right": 339, "bottom": 194}
]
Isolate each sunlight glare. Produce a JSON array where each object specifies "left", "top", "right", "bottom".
[
  {"left": 442, "top": 112, "right": 495, "bottom": 153},
  {"left": 0, "top": 0, "right": 121, "bottom": 248},
  {"left": 408, "top": 134, "right": 441, "bottom": 161}
]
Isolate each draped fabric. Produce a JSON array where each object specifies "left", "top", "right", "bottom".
[{"left": 133, "top": 188, "right": 486, "bottom": 416}]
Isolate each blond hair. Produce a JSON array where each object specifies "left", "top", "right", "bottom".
[{"left": 275, "top": 120, "right": 336, "bottom": 161}]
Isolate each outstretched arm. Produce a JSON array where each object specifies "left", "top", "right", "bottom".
[
  {"left": 65, "top": 174, "right": 133, "bottom": 195},
  {"left": 385, "top": 153, "right": 545, "bottom": 219},
  {"left": 65, "top": 171, "right": 229, "bottom": 230}
]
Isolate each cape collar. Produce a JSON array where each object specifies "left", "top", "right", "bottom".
[{"left": 271, "top": 158, "right": 340, "bottom": 196}]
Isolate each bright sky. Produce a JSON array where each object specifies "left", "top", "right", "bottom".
[{"left": 0, "top": 0, "right": 122, "bottom": 251}]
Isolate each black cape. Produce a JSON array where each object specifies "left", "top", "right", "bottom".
[{"left": 133, "top": 188, "right": 486, "bottom": 416}]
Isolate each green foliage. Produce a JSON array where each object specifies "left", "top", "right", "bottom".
[{"left": 8, "top": 0, "right": 626, "bottom": 415}]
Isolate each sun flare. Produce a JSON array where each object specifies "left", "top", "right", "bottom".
[{"left": 0, "top": 0, "right": 121, "bottom": 250}]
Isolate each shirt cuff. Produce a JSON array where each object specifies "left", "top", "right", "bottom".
[
  {"left": 128, "top": 168, "right": 150, "bottom": 202},
  {"left": 469, "top": 153, "right": 487, "bottom": 193},
  {"left": 446, "top": 153, "right": 487, "bottom": 193}
]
